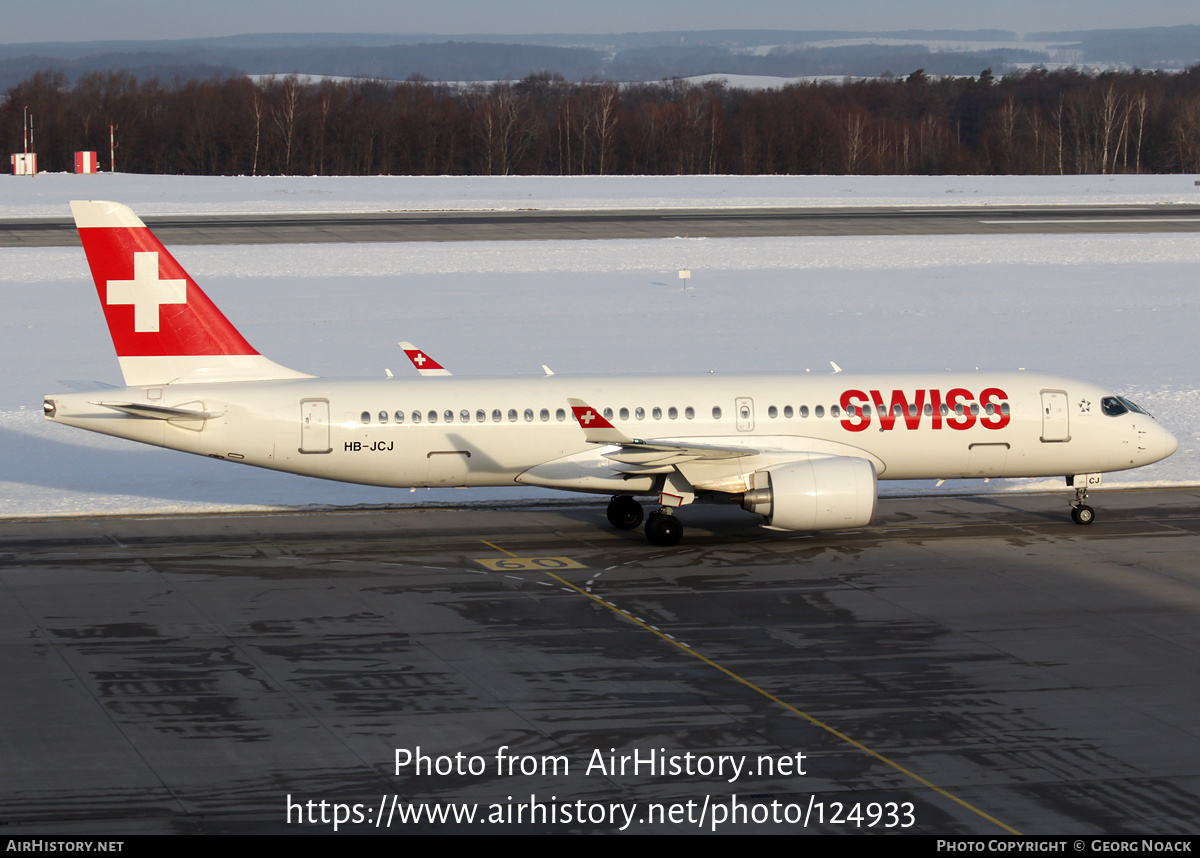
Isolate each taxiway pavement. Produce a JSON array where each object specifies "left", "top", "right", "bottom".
[
  {"left": 6, "top": 204, "right": 1200, "bottom": 247},
  {"left": 3, "top": 490, "right": 1199, "bottom": 834}
]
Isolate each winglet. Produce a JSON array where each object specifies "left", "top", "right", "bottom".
[
  {"left": 568, "top": 398, "right": 633, "bottom": 445},
  {"left": 399, "top": 342, "right": 452, "bottom": 376}
]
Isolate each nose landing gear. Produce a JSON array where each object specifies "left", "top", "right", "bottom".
[{"left": 1070, "top": 484, "right": 1096, "bottom": 526}]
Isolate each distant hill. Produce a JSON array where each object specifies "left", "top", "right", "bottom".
[{"left": 0, "top": 26, "right": 1197, "bottom": 90}]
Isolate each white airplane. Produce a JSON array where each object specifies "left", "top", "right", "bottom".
[{"left": 43, "top": 201, "right": 1178, "bottom": 546}]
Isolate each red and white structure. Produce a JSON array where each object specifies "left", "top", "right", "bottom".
[
  {"left": 75, "top": 151, "right": 98, "bottom": 174},
  {"left": 10, "top": 153, "right": 37, "bottom": 175}
]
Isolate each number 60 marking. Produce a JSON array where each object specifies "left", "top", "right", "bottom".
[{"left": 475, "top": 556, "right": 586, "bottom": 571}]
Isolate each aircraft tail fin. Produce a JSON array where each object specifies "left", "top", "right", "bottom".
[
  {"left": 399, "top": 342, "right": 452, "bottom": 376},
  {"left": 70, "top": 200, "right": 311, "bottom": 386}
]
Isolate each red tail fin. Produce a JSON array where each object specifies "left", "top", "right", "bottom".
[{"left": 71, "top": 201, "right": 310, "bottom": 386}]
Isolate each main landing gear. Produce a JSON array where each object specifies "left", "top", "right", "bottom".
[
  {"left": 606, "top": 495, "right": 684, "bottom": 547},
  {"left": 1070, "top": 485, "right": 1096, "bottom": 526},
  {"left": 606, "top": 494, "right": 644, "bottom": 530},
  {"left": 645, "top": 509, "right": 683, "bottom": 547}
]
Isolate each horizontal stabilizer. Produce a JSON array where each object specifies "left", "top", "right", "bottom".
[
  {"left": 91, "top": 401, "right": 223, "bottom": 421},
  {"left": 59, "top": 379, "right": 120, "bottom": 391}
]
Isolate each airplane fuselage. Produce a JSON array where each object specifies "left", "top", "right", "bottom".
[
  {"left": 44, "top": 370, "right": 1176, "bottom": 496},
  {"left": 49, "top": 200, "right": 1180, "bottom": 544}
]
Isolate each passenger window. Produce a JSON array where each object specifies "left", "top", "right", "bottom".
[
  {"left": 492, "top": 409, "right": 502, "bottom": 422},
  {"left": 768, "top": 406, "right": 778, "bottom": 418},
  {"left": 635, "top": 407, "right": 645, "bottom": 420},
  {"left": 360, "top": 411, "right": 371, "bottom": 424},
  {"left": 815, "top": 406, "right": 825, "bottom": 418},
  {"left": 444, "top": 409, "right": 454, "bottom": 423},
  {"left": 652, "top": 407, "right": 662, "bottom": 419},
  {"left": 800, "top": 405, "right": 809, "bottom": 418},
  {"left": 668, "top": 407, "right": 678, "bottom": 420},
  {"left": 712, "top": 406, "right": 722, "bottom": 419},
  {"left": 540, "top": 408, "right": 550, "bottom": 422},
  {"left": 831, "top": 405, "right": 841, "bottom": 418},
  {"left": 556, "top": 408, "right": 566, "bottom": 421},
  {"left": 524, "top": 408, "right": 534, "bottom": 422},
  {"left": 412, "top": 411, "right": 422, "bottom": 424},
  {"left": 428, "top": 410, "right": 438, "bottom": 424},
  {"left": 923, "top": 404, "right": 932, "bottom": 416},
  {"left": 619, "top": 408, "right": 630, "bottom": 421},
  {"left": 784, "top": 405, "right": 793, "bottom": 418},
  {"left": 395, "top": 411, "right": 405, "bottom": 424},
  {"left": 508, "top": 409, "right": 518, "bottom": 422},
  {"left": 685, "top": 406, "right": 695, "bottom": 419},
  {"left": 477, "top": 410, "right": 486, "bottom": 423},
  {"left": 603, "top": 407, "right": 614, "bottom": 419},
  {"left": 379, "top": 411, "right": 388, "bottom": 424}
]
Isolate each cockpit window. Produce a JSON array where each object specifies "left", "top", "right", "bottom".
[
  {"left": 1102, "top": 396, "right": 1152, "bottom": 418},
  {"left": 1101, "top": 397, "right": 1128, "bottom": 417},
  {"left": 1118, "top": 396, "right": 1150, "bottom": 416}
]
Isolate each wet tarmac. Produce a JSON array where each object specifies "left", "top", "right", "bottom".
[{"left": 2, "top": 489, "right": 1199, "bottom": 834}]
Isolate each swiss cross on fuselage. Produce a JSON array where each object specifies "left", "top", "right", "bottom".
[{"left": 106, "top": 251, "right": 187, "bottom": 333}]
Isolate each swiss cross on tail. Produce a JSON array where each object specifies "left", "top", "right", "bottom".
[
  {"left": 398, "top": 341, "right": 452, "bottom": 376},
  {"left": 70, "top": 201, "right": 257, "bottom": 358},
  {"left": 106, "top": 252, "right": 186, "bottom": 333},
  {"left": 69, "top": 201, "right": 312, "bottom": 387}
]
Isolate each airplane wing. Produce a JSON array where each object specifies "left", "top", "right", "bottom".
[{"left": 567, "top": 399, "right": 756, "bottom": 462}]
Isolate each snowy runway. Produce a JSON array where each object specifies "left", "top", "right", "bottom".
[{"left": 2, "top": 175, "right": 1197, "bottom": 517}]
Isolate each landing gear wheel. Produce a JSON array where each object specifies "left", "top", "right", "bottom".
[
  {"left": 606, "top": 495, "right": 644, "bottom": 530},
  {"left": 1069, "top": 481, "right": 1096, "bottom": 526},
  {"left": 645, "top": 512, "right": 683, "bottom": 547}
]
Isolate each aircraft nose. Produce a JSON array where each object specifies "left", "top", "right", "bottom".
[
  {"left": 1162, "top": 425, "right": 1180, "bottom": 458},
  {"left": 1147, "top": 421, "right": 1179, "bottom": 463}
]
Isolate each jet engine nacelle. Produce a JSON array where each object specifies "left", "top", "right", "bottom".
[{"left": 741, "top": 457, "right": 878, "bottom": 531}]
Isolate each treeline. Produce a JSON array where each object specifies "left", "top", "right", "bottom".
[{"left": 6, "top": 66, "right": 1200, "bottom": 176}]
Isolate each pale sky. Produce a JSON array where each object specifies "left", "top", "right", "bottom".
[{"left": 6, "top": 0, "right": 1200, "bottom": 44}]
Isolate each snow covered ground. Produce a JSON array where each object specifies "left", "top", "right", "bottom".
[
  {"left": 3, "top": 172, "right": 1200, "bottom": 217},
  {"left": 1, "top": 173, "right": 1197, "bottom": 518}
]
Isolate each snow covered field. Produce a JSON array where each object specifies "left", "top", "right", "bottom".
[
  {"left": 4, "top": 172, "right": 1200, "bottom": 217},
  {"left": 1, "top": 173, "right": 1197, "bottom": 518}
]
